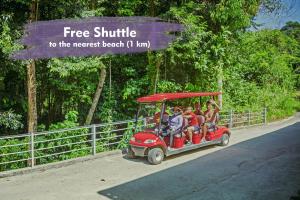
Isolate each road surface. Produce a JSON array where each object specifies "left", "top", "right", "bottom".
[{"left": 0, "top": 114, "right": 300, "bottom": 200}]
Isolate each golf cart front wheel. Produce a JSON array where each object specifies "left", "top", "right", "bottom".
[
  {"left": 148, "top": 148, "right": 164, "bottom": 165},
  {"left": 219, "top": 133, "right": 230, "bottom": 146}
]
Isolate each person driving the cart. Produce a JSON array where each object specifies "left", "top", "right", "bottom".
[
  {"left": 202, "top": 99, "right": 220, "bottom": 142},
  {"left": 183, "top": 106, "right": 200, "bottom": 145},
  {"left": 168, "top": 106, "right": 183, "bottom": 146},
  {"left": 154, "top": 107, "right": 169, "bottom": 127}
]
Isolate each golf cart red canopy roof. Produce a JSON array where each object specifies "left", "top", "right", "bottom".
[{"left": 137, "top": 92, "right": 221, "bottom": 103}]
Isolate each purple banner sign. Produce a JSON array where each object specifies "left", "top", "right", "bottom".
[{"left": 12, "top": 17, "right": 184, "bottom": 59}]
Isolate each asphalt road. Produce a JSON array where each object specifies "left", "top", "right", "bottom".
[{"left": 0, "top": 114, "right": 300, "bottom": 200}]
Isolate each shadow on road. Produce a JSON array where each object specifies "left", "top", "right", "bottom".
[{"left": 98, "top": 122, "right": 300, "bottom": 200}]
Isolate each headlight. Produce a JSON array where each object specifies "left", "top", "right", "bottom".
[
  {"left": 144, "top": 139, "right": 156, "bottom": 144},
  {"left": 130, "top": 137, "right": 135, "bottom": 142}
]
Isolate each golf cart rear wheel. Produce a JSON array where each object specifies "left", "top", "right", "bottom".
[
  {"left": 219, "top": 133, "right": 230, "bottom": 146},
  {"left": 127, "top": 146, "right": 137, "bottom": 159},
  {"left": 148, "top": 148, "right": 164, "bottom": 165}
]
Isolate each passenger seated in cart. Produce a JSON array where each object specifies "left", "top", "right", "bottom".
[
  {"left": 194, "top": 102, "right": 206, "bottom": 125},
  {"left": 202, "top": 99, "right": 220, "bottom": 142},
  {"left": 194, "top": 102, "right": 204, "bottom": 116},
  {"left": 183, "top": 106, "right": 200, "bottom": 145},
  {"left": 168, "top": 107, "right": 183, "bottom": 146}
]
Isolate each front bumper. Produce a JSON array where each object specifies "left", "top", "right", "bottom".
[{"left": 131, "top": 145, "right": 147, "bottom": 157}]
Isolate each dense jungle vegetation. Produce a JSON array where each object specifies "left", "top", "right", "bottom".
[{"left": 0, "top": 0, "right": 300, "bottom": 136}]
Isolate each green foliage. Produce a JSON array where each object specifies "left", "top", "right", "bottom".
[
  {"left": 42, "top": 57, "right": 105, "bottom": 124},
  {"left": 161, "top": 2, "right": 233, "bottom": 92},
  {"left": 156, "top": 80, "right": 182, "bottom": 93},
  {"left": 0, "top": 15, "right": 27, "bottom": 132},
  {"left": 0, "top": 15, "right": 22, "bottom": 55},
  {"left": 211, "top": 0, "right": 259, "bottom": 32},
  {"left": 0, "top": 110, "right": 23, "bottom": 134},
  {"left": 0, "top": 111, "right": 89, "bottom": 172},
  {"left": 281, "top": 21, "right": 300, "bottom": 42},
  {"left": 95, "top": 99, "right": 118, "bottom": 152},
  {"left": 281, "top": 21, "right": 300, "bottom": 89},
  {"left": 48, "top": 57, "right": 102, "bottom": 77},
  {"left": 0, "top": 137, "right": 30, "bottom": 171},
  {"left": 117, "top": 120, "right": 144, "bottom": 149},
  {"left": 0, "top": 110, "right": 124, "bottom": 172},
  {"left": 34, "top": 111, "right": 90, "bottom": 165},
  {"left": 222, "top": 30, "right": 299, "bottom": 119}
]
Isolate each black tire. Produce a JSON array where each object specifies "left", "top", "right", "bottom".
[
  {"left": 148, "top": 148, "right": 164, "bottom": 165},
  {"left": 127, "top": 146, "right": 137, "bottom": 159},
  {"left": 219, "top": 133, "right": 230, "bottom": 146}
]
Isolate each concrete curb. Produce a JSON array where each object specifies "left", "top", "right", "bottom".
[{"left": 0, "top": 149, "right": 122, "bottom": 178}]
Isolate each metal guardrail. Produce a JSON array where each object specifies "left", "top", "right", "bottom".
[
  {"left": 218, "top": 108, "right": 267, "bottom": 129},
  {"left": 0, "top": 108, "right": 267, "bottom": 172}
]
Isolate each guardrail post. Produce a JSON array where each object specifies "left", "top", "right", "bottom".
[
  {"left": 30, "top": 132, "right": 35, "bottom": 168},
  {"left": 92, "top": 124, "right": 96, "bottom": 155},
  {"left": 248, "top": 110, "right": 251, "bottom": 126},
  {"left": 263, "top": 107, "right": 267, "bottom": 125},
  {"left": 229, "top": 109, "right": 233, "bottom": 128}
]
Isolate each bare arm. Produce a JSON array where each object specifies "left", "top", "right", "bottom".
[
  {"left": 209, "top": 100, "right": 220, "bottom": 123},
  {"left": 211, "top": 99, "right": 220, "bottom": 111}
]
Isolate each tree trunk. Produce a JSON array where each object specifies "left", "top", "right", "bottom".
[
  {"left": 150, "top": 0, "right": 155, "bottom": 17},
  {"left": 27, "top": 0, "right": 38, "bottom": 168},
  {"left": 85, "top": 67, "right": 107, "bottom": 125},
  {"left": 27, "top": 60, "right": 37, "bottom": 132},
  {"left": 27, "top": 0, "right": 38, "bottom": 132},
  {"left": 90, "top": 0, "right": 96, "bottom": 10}
]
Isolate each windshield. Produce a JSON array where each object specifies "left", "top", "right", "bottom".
[
  {"left": 136, "top": 103, "right": 161, "bottom": 127},
  {"left": 138, "top": 103, "right": 158, "bottom": 117}
]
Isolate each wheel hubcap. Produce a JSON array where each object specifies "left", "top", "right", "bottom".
[{"left": 155, "top": 152, "right": 162, "bottom": 161}]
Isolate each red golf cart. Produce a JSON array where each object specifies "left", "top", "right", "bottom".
[{"left": 128, "top": 92, "right": 231, "bottom": 165}]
